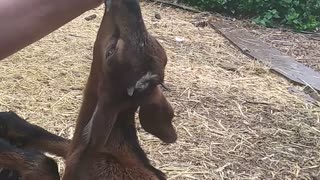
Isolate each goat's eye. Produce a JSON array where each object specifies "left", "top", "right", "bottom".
[
  {"left": 105, "top": 39, "right": 117, "bottom": 59},
  {"left": 106, "top": 48, "right": 115, "bottom": 58}
]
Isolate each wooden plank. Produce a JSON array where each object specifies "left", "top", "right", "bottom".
[{"left": 211, "top": 20, "right": 320, "bottom": 92}]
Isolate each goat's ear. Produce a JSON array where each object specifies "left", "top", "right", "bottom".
[
  {"left": 139, "top": 86, "right": 177, "bottom": 143},
  {"left": 82, "top": 98, "right": 119, "bottom": 150}
]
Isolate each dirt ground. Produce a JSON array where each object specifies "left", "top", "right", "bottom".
[
  {"left": 236, "top": 21, "right": 320, "bottom": 72},
  {"left": 168, "top": 0, "right": 320, "bottom": 72},
  {"left": 1, "top": 2, "right": 320, "bottom": 180}
]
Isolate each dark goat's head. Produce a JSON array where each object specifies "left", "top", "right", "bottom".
[{"left": 84, "top": 0, "right": 177, "bottom": 153}]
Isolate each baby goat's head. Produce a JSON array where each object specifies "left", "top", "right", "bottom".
[
  {"left": 88, "top": 0, "right": 177, "bottom": 147},
  {"left": 103, "top": 31, "right": 166, "bottom": 99},
  {"left": 103, "top": 31, "right": 177, "bottom": 143}
]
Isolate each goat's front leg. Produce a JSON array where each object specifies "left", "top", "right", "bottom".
[
  {"left": 0, "top": 138, "right": 59, "bottom": 180},
  {"left": 0, "top": 111, "right": 70, "bottom": 158}
]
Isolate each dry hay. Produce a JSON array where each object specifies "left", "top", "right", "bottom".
[{"left": 1, "top": 2, "right": 320, "bottom": 180}]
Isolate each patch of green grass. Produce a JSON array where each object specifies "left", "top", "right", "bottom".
[{"left": 181, "top": 0, "right": 320, "bottom": 31}]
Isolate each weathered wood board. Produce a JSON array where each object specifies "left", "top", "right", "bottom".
[{"left": 211, "top": 21, "right": 320, "bottom": 92}]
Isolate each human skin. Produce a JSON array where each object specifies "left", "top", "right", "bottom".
[{"left": 0, "top": 0, "right": 103, "bottom": 60}]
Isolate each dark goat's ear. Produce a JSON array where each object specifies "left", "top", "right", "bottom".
[
  {"left": 127, "top": 72, "right": 160, "bottom": 97},
  {"left": 138, "top": 86, "right": 177, "bottom": 143}
]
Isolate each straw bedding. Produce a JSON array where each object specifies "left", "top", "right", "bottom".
[{"left": 0, "top": 2, "right": 319, "bottom": 179}]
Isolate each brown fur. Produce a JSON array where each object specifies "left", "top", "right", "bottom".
[
  {"left": 0, "top": 137, "right": 59, "bottom": 180},
  {"left": 0, "top": 0, "right": 176, "bottom": 179},
  {"left": 64, "top": 0, "right": 176, "bottom": 179},
  {"left": 0, "top": 110, "right": 166, "bottom": 180}
]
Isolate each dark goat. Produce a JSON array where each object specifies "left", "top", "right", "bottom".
[
  {"left": 0, "top": 112, "right": 60, "bottom": 180},
  {"left": 0, "top": 110, "right": 167, "bottom": 179},
  {"left": 0, "top": 0, "right": 176, "bottom": 179},
  {"left": 63, "top": 0, "right": 177, "bottom": 179}
]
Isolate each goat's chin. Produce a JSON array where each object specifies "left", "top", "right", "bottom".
[
  {"left": 159, "top": 128, "right": 177, "bottom": 144},
  {"left": 88, "top": 155, "right": 164, "bottom": 180}
]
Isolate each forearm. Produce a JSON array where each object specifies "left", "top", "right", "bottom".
[{"left": 0, "top": 0, "right": 100, "bottom": 60}]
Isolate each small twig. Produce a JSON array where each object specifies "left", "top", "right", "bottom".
[
  {"left": 160, "top": 82, "right": 171, "bottom": 92},
  {"left": 147, "top": 0, "right": 201, "bottom": 13},
  {"left": 234, "top": 101, "right": 247, "bottom": 118},
  {"left": 182, "top": 126, "right": 193, "bottom": 137},
  {"left": 58, "top": 124, "right": 73, "bottom": 136},
  {"left": 243, "top": 100, "right": 271, "bottom": 106},
  {"left": 214, "top": 163, "right": 231, "bottom": 172},
  {"left": 68, "top": 34, "right": 87, "bottom": 38},
  {"left": 299, "top": 30, "right": 319, "bottom": 34}
]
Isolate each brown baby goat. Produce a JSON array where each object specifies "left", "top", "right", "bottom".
[
  {"left": 63, "top": 0, "right": 177, "bottom": 179},
  {"left": 0, "top": 109, "right": 166, "bottom": 180},
  {"left": 0, "top": 0, "right": 177, "bottom": 179}
]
